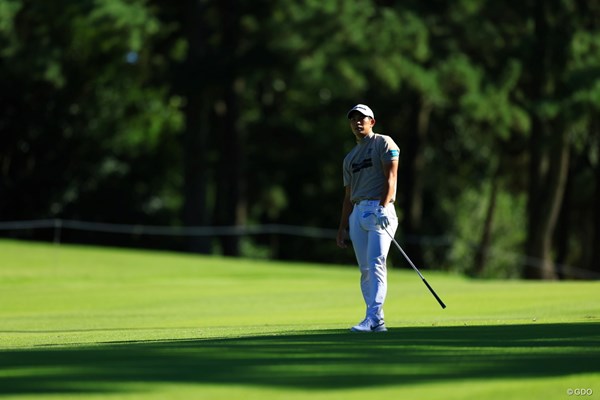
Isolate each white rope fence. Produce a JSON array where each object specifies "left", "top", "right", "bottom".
[
  {"left": 0, "top": 219, "right": 455, "bottom": 243},
  {"left": 0, "top": 219, "right": 339, "bottom": 238},
  {"left": 1, "top": 219, "right": 598, "bottom": 279}
]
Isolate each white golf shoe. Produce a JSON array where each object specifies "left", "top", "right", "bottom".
[{"left": 350, "top": 317, "right": 387, "bottom": 332}]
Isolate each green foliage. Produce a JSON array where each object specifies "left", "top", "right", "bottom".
[
  {"left": 0, "top": 0, "right": 181, "bottom": 223},
  {"left": 445, "top": 184, "right": 527, "bottom": 278},
  {"left": 0, "top": 0, "right": 21, "bottom": 57},
  {"left": 2, "top": 0, "right": 600, "bottom": 277},
  {"left": 86, "top": 0, "right": 161, "bottom": 51}
]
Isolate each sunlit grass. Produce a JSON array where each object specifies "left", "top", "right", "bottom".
[{"left": 0, "top": 239, "right": 598, "bottom": 400}]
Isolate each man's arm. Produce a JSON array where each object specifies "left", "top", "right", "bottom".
[
  {"left": 336, "top": 186, "right": 353, "bottom": 248},
  {"left": 380, "top": 160, "right": 398, "bottom": 207}
]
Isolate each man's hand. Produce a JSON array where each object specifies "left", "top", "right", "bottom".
[
  {"left": 336, "top": 228, "right": 349, "bottom": 248},
  {"left": 375, "top": 206, "right": 390, "bottom": 228}
]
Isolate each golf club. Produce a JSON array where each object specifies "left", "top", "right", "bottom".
[{"left": 384, "top": 228, "right": 447, "bottom": 309}]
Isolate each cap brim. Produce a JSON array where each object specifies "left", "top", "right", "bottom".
[{"left": 347, "top": 110, "right": 371, "bottom": 119}]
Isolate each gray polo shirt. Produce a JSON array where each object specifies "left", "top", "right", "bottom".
[{"left": 343, "top": 133, "right": 400, "bottom": 203}]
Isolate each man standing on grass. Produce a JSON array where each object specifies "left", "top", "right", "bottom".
[{"left": 336, "top": 104, "right": 400, "bottom": 333}]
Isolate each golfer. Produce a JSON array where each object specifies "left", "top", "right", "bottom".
[{"left": 336, "top": 104, "right": 400, "bottom": 332}]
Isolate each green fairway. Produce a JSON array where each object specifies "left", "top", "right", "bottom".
[{"left": 0, "top": 239, "right": 598, "bottom": 399}]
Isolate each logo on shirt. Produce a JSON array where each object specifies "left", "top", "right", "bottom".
[
  {"left": 389, "top": 149, "right": 399, "bottom": 157},
  {"left": 352, "top": 158, "right": 373, "bottom": 173}
]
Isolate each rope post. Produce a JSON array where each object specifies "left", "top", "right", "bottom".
[{"left": 53, "top": 219, "right": 62, "bottom": 245}]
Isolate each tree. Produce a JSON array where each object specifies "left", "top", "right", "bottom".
[
  {"left": 523, "top": 0, "right": 600, "bottom": 279},
  {"left": 177, "top": 0, "right": 213, "bottom": 253},
  {"left": 0, "top": 1, "right": 181, "bottom": 247},
  {"left": 3, "top": 0, "right": 600, "bottom": 278}
]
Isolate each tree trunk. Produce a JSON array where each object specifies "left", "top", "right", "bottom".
[
  {"left": 524, "top": 0, "right": 570, "bottom": 279},
  {"left": 402, "top": 95, "right": 431, "bottom": 269},
  {"left": 591, "top": 127, "right": 600, "bottom": 276},
  {"left": 214, "top": 80, "right": 247, "bottom": 256},
  {"left": 554, "top": 149, "right": 573, "bottom": 279},
  {"left": 214, "top": 0, "right": 246, "bottom": 256},
  {"left": 525, "top": 127, "right": 570, "bottom": 279},
  {"left": 181, "top": 0, "right": 211, "bottom": 253},
  {"left": 473, "top": 176, "right": 498, "bottom": 277}
]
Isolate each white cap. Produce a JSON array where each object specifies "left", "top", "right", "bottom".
[{"left": 347, "top": 104, "right": 374, "bottom": 119}]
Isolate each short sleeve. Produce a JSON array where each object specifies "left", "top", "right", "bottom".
[
  {"left": 342, "top": 159, "right": 351, "bottom": 187},
  {"left": 380, "top": 136, "right": 400, "bottom": 163}
]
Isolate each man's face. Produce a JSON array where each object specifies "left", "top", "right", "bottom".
[{"left": 349, "top": 112, "right": 375, "bottom": 138}]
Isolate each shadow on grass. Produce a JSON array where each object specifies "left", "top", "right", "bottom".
[{"left": 0, "top": 323, "right": 598, "bottom": 395}]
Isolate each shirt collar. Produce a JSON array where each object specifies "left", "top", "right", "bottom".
[{"left": 358, "top": 132, "right": 375, "bottom": 144}]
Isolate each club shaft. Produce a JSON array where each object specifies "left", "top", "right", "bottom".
[
  {"left": 386, "top": 229, "right": 447, "bottom": 309},
  {"left": 389, "top": 236, "right": 425, "bottom": 279}
]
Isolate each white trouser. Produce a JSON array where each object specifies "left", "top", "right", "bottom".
[{"left": 349, "top": 200, "right": 398, "bottom": 322}]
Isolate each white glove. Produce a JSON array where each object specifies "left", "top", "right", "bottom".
[{"left": 375, "top": 206, "right": 390, "bottom": 228}]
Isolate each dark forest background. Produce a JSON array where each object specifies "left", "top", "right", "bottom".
[{"left": 1, "top": 0, "right": 600, "bottom": 279}]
